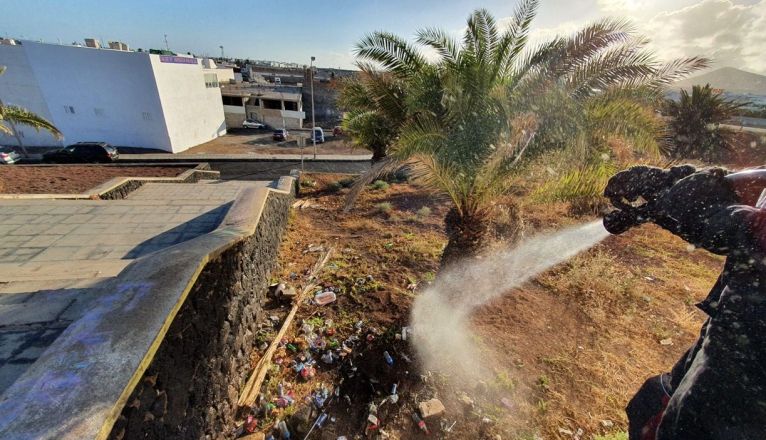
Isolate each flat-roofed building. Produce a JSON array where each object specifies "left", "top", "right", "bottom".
[
  {"left": 0, "top": 39, "right": 226, "bottom": 153},
  {"left": 221, "top": 84, "right": 305, "bottom": 129}
]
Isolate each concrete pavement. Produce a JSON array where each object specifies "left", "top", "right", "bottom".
[{"left": 0, "top": 180, "right": 269, "bottom": 398}]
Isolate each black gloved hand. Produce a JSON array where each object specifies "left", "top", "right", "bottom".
[{"left": 603, "top": 165, "right": 697, "bottom": 235}]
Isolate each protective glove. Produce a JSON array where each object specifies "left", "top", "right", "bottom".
[{"left": 603, "top": 165, "right": 697, "bottom": 234}]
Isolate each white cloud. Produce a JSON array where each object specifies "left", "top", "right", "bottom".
[
  {"left": 642, "top": 0, "right": 766, "bottom": 73},
  {"left": 505, "top": 0, "right": 766, "bottom": 74}
]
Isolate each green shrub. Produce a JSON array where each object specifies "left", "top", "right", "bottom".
[
  {"left": 326, "top": 181, "right": 342, "bottom": 192},
  {"left": 338, "top": 177, "right": 356, "bottom": 188},
  {"left": 416, "top": 206, "right": 431, "bottom": 218},
  {"left": 534, "top": 162, "right": 616, "bottom": 215},
  {"left": 376, "top": 202, "right": 393, "bottom": 213},
  {"left": 371, "top": 180, "right": 390, "bottom": 191},
  {"left": 300, "top": 178, "right": 317, "bottom": 188}
]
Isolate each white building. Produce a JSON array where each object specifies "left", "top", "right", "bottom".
[
  {"left": 0, "top": 40, "right": 226, "bottom": 153},
  {"left": 201, "top": 58, "right": 237, "bottom": 85}
]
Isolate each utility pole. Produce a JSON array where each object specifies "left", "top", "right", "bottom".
[
  {"left": 310, "top": 56, "right": 316, "bottom": 159},
  {"left": 219, "top": 45, "right": 224, "bottom": 60},
  {"left": 164, "top": 34, "right": 169, "bottom": 51}
]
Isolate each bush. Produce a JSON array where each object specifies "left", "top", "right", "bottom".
[
  {"left": 338, "top": 177, "right": 356, "bottom": 188},
  {"left": 326, "top": 181, "right": 342, "bottom": 193},
  {"left": 416, "top": 206, "right": 431, "bottom": 218},
  {"left": 300, "top": 178, "right": 317, "bottom": 188},
  {"left": 376, "top": 202, "right": 393, "bottom": 213},
  {"left": 371, "top": 180, "right": 389, "bottom": 191},
  {"left": 534, "top": 162, "right": 615, "bottom": 216}
]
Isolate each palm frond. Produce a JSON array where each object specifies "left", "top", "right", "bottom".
[
  {"left": 1, "top": 106, "right": 62, "bottom": 139},
  {"left": 492, "top": 0, "right": 539, "bottom": 78},
  {"left": 355, "top": 31, "right": 426, "bottom": 75},
  {"left": 416, "top": 27, "right": 460, "bottom": 67}
]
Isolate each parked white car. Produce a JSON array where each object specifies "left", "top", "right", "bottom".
[
  {"left": 242, "top": 119, "right": 266, "bottom": 129},
  {"left": 0, "top": 147, "right": 21, "bottom": 164}
]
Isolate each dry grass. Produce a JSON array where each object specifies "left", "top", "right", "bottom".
[{"left": 266, "top": 172, "right": 722, "bottom": 439}]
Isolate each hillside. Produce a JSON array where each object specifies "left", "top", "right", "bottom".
[{"left": 675, "top": 67, "right": 766, "bottom": 95}]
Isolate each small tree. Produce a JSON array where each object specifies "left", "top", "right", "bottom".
[
  {"left": 664, "top": 84, "right": 749, "bottom": 162},
  {"left": 343, "top": 3, "right": 707, "bottom": 267},
  {"left": 337, "top": 66, "right": 407, "bottom": 163},
  {"left": 0, "top": 66, "right": 62, "bottom": 155}
]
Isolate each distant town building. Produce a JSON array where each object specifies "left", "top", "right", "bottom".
[
  {"left": 0, "top": 39, "right": 226, "bottom": 153},
  {"left": 221, "top": 84, "right": 305, "bottom": 129}
]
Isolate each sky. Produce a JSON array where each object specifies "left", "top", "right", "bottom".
[{"left": 2, "top": 0, "right": 765, "bottom": 74}]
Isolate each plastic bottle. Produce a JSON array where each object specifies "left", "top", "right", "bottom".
[
  {"left": 390, "top": 383, "right": 399, "bottom": 404},
  {"left": 383, "top": 351, "right": 394, "bottom": 366},
  {"left": 411, "top": 412, "right": 429, "bottom": 435},
  {"left": 317, "top": 413, "right": 329, "bottom": 428},
  {"left": 278, "top": 420, "right": 291, "bottom": 439}
]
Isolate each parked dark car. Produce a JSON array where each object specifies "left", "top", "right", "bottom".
[
  {"left": 273, "top": 129, "right": 288, "bottom": 141},
  {"left": 42, "top": 142, "right": 118, "bottom": 163}
]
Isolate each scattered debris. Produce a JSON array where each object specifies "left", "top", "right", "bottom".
[
  {"left": 314, "top": 290, "right": 337, "bottom": 305},
  {"left": 458, "top": 393, "right": 474, "bottom": 408},
  {"left": 274, "top": 283, "right": 297, "bottom": 300},
  {"left": 660, "top": 338, "right": 674, "bottom": 346},
  {"left": 500, "top": 397, "right": 513, "bottom": 410},
  {"left": 558, "top": 427, "right": 574, "bottom": 436},
  {"left": 418, "top": 398, "right": 446, "bottom": 419},
  {"left": 305, "top": 244, "right": 325, "bottom": 253},
  {"left": 601, "top": 419, "right": 614, "bottom": 428},
  {"left": 411, "top": 412, "right": 430, "bottom": 435}
]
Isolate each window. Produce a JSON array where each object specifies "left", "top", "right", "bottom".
[
  {"left": 263, "top": 99, "right": 281, "bottom": 110},
  {"left": 64, "top": 105, "right": 75, "bottom": 114},
  {"left": 204, "top": 73, "right": 219, "bottom": 88},
  {"left": 221, "top": 95, "right": 244, "bottom": 106},
  {"left": 142, "top": 112, "right": 152, "bottom": 121},
  {"left": 284, "top": 101, "right": 298, "bottom": 111}
]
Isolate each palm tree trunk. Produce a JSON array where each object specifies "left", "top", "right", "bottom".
[
  {"left": 440, "top": 207, "right": 489, "bottom": 269},
  {"left": 371, "top": 142, "right": 387, "bottom": 164}
]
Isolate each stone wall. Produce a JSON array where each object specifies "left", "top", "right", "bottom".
[{"left": 109, "top": 192, "right": 292, "bottom": 440}]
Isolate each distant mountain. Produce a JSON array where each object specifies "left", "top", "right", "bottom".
[{"left": 673, "top": 67, "right": 766, "bottom": 95}]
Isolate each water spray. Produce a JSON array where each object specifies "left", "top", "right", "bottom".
[{"left": 411, "top": 220, "right": 610, "bottom": 385}]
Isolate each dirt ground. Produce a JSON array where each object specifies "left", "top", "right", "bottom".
[
  {"left": 0, "top": 166, "right": 187, "bottom": 194},
  {"left": 180, "top": 129, "right": 370, "bottom": 156},
  {"left": 230, "top": 172, "right": 722, "bottom": 440}
]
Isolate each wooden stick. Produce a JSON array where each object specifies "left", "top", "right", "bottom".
[{"left": 237, "top": 248, "right": 333, "bottom": 408}]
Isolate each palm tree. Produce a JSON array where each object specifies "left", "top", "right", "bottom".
[
  {"left": 0, "top": 66, "right": 62, "bottom": 156},
  {"left": 337, "top": 66, "right": 407, "bottom": 162},
  {"left": 344, "top": 2, "right": 707, "bottom": 266},
  {"left": 664, "top": 84, "right": 748, "bottom": 162}
]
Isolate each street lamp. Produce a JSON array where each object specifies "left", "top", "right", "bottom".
[{"left": 310, "top": 56, "right": 317, "bottom": 159}]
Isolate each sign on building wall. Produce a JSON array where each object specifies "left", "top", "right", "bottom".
[{"left": 159, "top": 55, "right": 198, "bottom": 65}]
